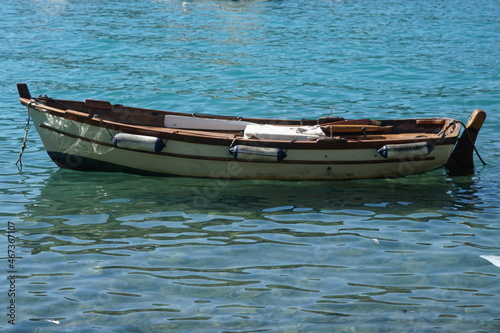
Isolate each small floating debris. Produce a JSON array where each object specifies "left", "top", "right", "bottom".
[{"left": 479, "top": 255, "right": 500, "bottom": 267}]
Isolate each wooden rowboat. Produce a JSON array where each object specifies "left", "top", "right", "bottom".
[{"left": 17, "top": 83, "right": 485, "bottom": 180}]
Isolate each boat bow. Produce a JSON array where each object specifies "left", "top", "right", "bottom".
[{"left": 445, "top": 109, "right": 486, "bottom": 173}]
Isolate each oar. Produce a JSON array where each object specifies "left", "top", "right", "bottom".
[{"left": 321, "top": 124, "right": 393, "bottom": 133}]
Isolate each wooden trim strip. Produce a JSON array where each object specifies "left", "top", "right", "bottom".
[
  {"left": 31, "top": 101, "right": 459, "bottom": 149},
  {"left": 416, "top": 119, "right": 445, "bottom": 125},
  {"left": 84, "top": 99, "right": 112, "bottom": 110}
]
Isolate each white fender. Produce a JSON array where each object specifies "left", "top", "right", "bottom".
[
  {"left": 229, "top": 145, "right": 287, "bottom": 162},
  {"left": 113, "top": 133, "right": 165, "bottom": 153},
  {"left": 378, "top": 142, "right": 434, "bottom": 159}
]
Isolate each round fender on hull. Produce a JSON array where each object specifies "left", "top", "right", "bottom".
[
  {"left": 113, "top": 133, "right": 165, "bottom": 153},
  {"left": 229, "top": 145, "right": 287, "bottom": 162},
  {"left": 378, "top": 142, "right": 434, "bottom": 160}
]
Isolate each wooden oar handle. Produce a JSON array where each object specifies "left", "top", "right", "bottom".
[{"left": 321, "top": 124, "right": 393, "bottom": 133}]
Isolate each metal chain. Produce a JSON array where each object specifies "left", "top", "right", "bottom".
[{"left": 15, "top": 101, "right": 33, "bottom": 170}]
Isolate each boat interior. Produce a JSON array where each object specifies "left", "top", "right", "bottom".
[{"left": 28, "top": 95, "right": 457, "bottom": 142}]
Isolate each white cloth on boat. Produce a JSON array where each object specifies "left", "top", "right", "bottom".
[
  {"left": 244, "top": 124, "right": 325, "bottom": 141},
  {"left": 165, "top": 115, "right": 255, "bottom": 130}
]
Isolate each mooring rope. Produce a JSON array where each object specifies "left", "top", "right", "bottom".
[
  {"left": 436, "top": 120, "right": 457, "bottom": 139},
  {"left": 457, "top": 120, "right": 488, "bottom": 166},
  {"left": 224, "top": 137, "right": 239, "bottom": 180},
  {"left": 15, "top": 101, "right": 33, "bottom": 170},
  {"left": 436, "top": 120, "right": 487, "bottom": 167}
]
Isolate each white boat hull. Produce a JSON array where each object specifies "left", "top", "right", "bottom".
[{"left": 30, "top": 106, "right": 454, "bottom": 180}]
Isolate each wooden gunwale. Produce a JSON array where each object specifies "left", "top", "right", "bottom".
[{"left": 22, "top": 97, "right": 460, "bottom": 150}]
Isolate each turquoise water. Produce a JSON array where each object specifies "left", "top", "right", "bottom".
[{"left": 1, "top": 0, "right": 499, "bottom": 332}]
